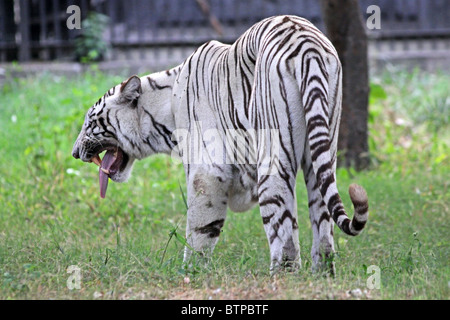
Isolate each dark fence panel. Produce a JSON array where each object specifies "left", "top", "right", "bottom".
[
  {"left": 0, "top": 0, "right": 17, "bottom": 61},
  {"left": 2, "top": 0, "right": 91, "bottom": 62},
  {"left": 0, "top": 0, "right": 449, "bottom": 62}
]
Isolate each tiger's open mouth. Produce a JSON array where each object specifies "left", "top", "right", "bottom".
[{"left": 89, "top": 146, "right": 129, "bottom": 198}]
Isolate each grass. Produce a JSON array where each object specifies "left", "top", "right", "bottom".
[{"left": 0, "top": 65, "right": 448, "bottom": 300}]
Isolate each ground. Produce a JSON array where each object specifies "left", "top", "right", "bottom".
[{"left": 0, "top": 65, "right": 448, "bottom": 299}]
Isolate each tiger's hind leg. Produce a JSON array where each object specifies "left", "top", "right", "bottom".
[
  {"left": 302, "top": 153, "right": 336, "bottom": 275},
  {"left": 252, "top": 54, "right": 305, "bottom": 274},
  {"left": 258, "top": 168, "right": 301, "bottom": 274}
]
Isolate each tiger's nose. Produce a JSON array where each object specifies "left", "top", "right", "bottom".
[{"left": 72, "top": 146, "right": 80, "bottom": 159}]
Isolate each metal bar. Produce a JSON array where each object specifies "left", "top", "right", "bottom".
[
  {"left": 419, "top": 0, "right": 432, "bottom": 29},
  {"left": 151, "top": 0, "right": 159, "bottom": 39},
  {"left": 0, "top": 1, "right": 6, "bottom": 42},
  {"left": 52, "top": 0, "right": 62, "bottom": 58},
  {"left": 135, "top": 0, "right": 144, "bottom": 59},
  {"left": 18, "top": 0, "right": 31, "bottom": 61},
  {"left": 0, "top": 1, "right": 7, "bottom": 61},
  {"left": 110, "top": 36, "right": 239, "bottom": 48},
  {"left": 0, "top": 43, "right": 19, "bottom": 49},
  {"left": 123, "top": 0, "right": 130, "bottom": 59},
  {"left": 39, "top": 1, "right": 47, "bottom": 41},
  {"left": 39, "top": 0, "right": 49, "bottom": 60},
  {"left": 81, "top": 0, "right": 88, "bottom": 18},
  {"left": 368, "top": 28, "right": 450, "bottom": 39},
  {"left": 108, "top": 0, "right": 116, "bottom": 60},
  {"left": 28, "top": 41, "right": 74, "bottom": 49}
]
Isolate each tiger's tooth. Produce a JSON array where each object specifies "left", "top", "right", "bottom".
[
  {"left": 92, "top": 155, "right": 102, "bottom": 167},
  {"left": 100, "top": 168, "right": 110, "bottom": 175}
]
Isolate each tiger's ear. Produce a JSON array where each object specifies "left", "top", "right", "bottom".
[{"left": 119, "top": 75, "right": 142, "bottom": 104}]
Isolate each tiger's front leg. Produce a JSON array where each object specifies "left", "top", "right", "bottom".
[
  {"left": 183, "top": 167, "right": 229, "bottom": 264},
  {"left": 258, "top": 171, "right": 301, "bottom": 273}
]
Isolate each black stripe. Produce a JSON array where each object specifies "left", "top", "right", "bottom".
[
  {"left": 352, "top": 218, "right": 367, "bottom": 231},
  {"left": 258, "top": 187, "right": 268, "bottom": 198},
  {"left": 147, "top": 76, "right": 172, "bottom": 90},
  {"left": 327, "top": 194, "right": 342, "bottom": 215},
  {"left": 319, "top": 174, "right": 335, "bottom": 196},
  {"left": 311, "top": 144, "right": 330, "bottom": 162},
  {"left": 308, "top": 198, "right": 318, "bottom": 208},
  {"left": 341, "top": 219, "right": 351, "bottom": 235},
  {"left": 304, "top": 87, "right": 328, "bottom": 113},
  {"left": 98, "top": 117, "right": 116, "bottom": 139},
  {"left": 355, "top": 203, "right": 369, "bottom": 213},
  {"left": 259, "top": 195, "right": 285, "bottom": 207},
  {"left": 316, "top": 162, "right": 332, "bottom": 181},
  {"left": 269, "top": 223, "right": 280, "bottom": 244},
  {"left": 195, "top": 219, "right": 225, "bottom": 238},
  {"left": 281, "top": 209, "right": 298, "bottom": 230},
  {"left": 262, "top": 213, "right": 275, "bottom": 224},
  {"left": 310, "top": 131, "right": 329, "bottom": 141},
  {"left": 318, "top": 211, "right": 330, "bottom": 225},
  {"left": 307, "top": 115, "right": 329, "bottom": 132},
  {"left": 309, "top": 138, "right": 330, "bottom": 153}
]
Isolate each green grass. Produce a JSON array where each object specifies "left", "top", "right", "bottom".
[{"left": 0, "top": 66, "right": 448, "bottom": 299}]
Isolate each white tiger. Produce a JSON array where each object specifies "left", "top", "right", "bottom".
[{"left": 72, "top": 15, "right": 369, "bottom": 274}]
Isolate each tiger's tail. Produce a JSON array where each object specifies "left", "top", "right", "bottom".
[{"left": 300, "top": 52, "right": 369, "bottom": 236}]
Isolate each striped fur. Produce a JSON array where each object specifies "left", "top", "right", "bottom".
[{"left": 72, "top": 15, "right": 369, "bottom": 274}]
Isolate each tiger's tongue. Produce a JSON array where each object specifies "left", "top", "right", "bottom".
[{"left": 99, "top": 150, "right": 117, "bottom": 199}]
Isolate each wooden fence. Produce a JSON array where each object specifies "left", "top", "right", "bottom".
[{"left": 0, "top": 0, "right": 449, "bottom": 62}]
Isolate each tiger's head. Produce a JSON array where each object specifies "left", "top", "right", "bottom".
[{"left": 72, "top": 75, "right": 143, "bottom": 185}]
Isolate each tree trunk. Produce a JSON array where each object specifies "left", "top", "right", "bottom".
[{"left": 320, "top": 0, "right": 370, "bottom": 170}]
